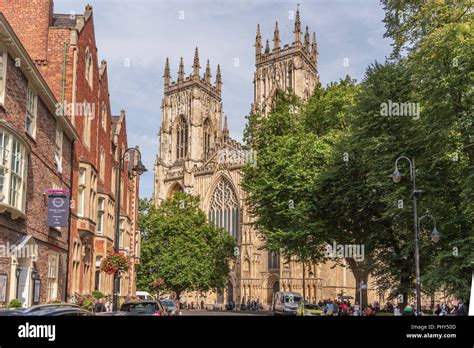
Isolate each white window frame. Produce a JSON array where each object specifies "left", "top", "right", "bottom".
[
  {"left": 0, "top": 126, "right": 28, "bottom": 216},
  {"left": 101, "top": 103, "right": 107, "bottom": 130},
  {"left": 54, "top": 125, "right": 63, "bottom": 173},
  {"left": 119, "top": 219, "right": 124, "bottom": 249},
  {"left": 0, "top": 52, "right": 7, "bottom": 106},
  {"left": 99, "top": 148, "right": 105, "bottom": 181},
  {"left": 77, "top": 168, "right": 86, "bottom": 216},
  {"left": 25, "top": 84, "right": 38, "bottom": 138},
  {"left": 85, "top": 47, "right": 93, "bottom": 89},
  {"left": 97, "top": 197, "right": 105, "bottom": 234},
  {"left": 47, "top": 252, "right": 59, "bottom": 300},
  {"left": 83, "top": 103, "right": 92, "bottom": 148}
]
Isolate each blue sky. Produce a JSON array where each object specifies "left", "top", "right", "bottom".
[{"left": 55, "top": 0, "right": 393, "bottom": 199}]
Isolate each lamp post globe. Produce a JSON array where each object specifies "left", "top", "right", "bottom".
[
  {"left": 430, "top": 227, "right": 441, "bottom": 243},
  {"left": 133, "top": 159, "right": 147, "bottom": 175},
  {"left": 392, "top": 169, "right": 402, "bottom": 183}
]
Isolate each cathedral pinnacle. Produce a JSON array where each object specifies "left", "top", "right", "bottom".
[
  {"left": 223, "top": 115, "right": 229, "bottom": 139},
  {"left": 312, "top": 32, "right": 318, "bottom": 64},
  {"left": 215, "top": 64, "right": 222, "bottom": 91},
  {"left": 255, "top": 24, "right": 262, "bottom": 57},
  {"left": 164, "top": 57, "right": 170, "bottom": 86},
  {"left": 265, "top": 39, "right": 270, "bottom": 54},
  {"left": 294, "top": 5, "right": 301, "bottom": 44},
  {"left": 273, "top": 21, "right": 280, "bottom": 50},
  {"left": 192, "top": 47, "right": 201, "bottom": 77},
  {"left": 304, "top": 26, "right": 310, "bottom": 51},
  {"left": 178, "top": 57, "right": 185, "bottom": 82},
  {"left": 205, "top": 59, "right": 211, "bottom": 83}
]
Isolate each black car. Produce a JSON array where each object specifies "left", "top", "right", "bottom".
[
  {"left": 0, "top": 309, "right": 26, "bottom": 316},
  {"left": 22, "top": 303, "right": 81, "bottom": 314},
  {"left": 120, "top": 300, "right": 166, "bottom": 316},
  {"left": 25, "top": 308, "right": 94, "bottom": 316}
]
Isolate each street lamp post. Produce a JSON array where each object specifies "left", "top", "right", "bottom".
[
  {"left": 391, "top": 157, "right": 440, "bottom": 316},
  {"left": 113, "top": 147, "right": 147, "bottom": 312},
  {"left": 302, "top": 262, "right": 306, "bottom": 303}
]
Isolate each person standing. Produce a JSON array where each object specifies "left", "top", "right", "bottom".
[
  {"left": 457, "top": 300, "right": 467, "bottom": 316},
  {"left": 93, "top": 298, "right": 107, "bottom": 313},
  {"left": 353, "top": 302, "right": 360, "bottom": 316},
  {"left": 394, "top": 305, "right": 401, "bottom": 316}
]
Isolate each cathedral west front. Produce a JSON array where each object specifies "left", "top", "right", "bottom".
[{"left": 153, "top": 8, "right": 379, "bottom": 307}]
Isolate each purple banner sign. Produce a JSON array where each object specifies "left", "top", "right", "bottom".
[{"left": 47, "top": 194, "right": 70, "bottom": 228}]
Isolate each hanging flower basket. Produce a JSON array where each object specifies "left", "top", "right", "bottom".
[{"left": 100, "top": 252, "right": 131, "bottom": 275}]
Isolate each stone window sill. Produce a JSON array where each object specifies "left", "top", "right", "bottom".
[{"left": 0, "top": 203, "right": 26, "bottom": 220}]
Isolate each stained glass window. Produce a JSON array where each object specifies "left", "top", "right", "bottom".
[{"left": 208, "top": 179, "right": 239, "bottom": 240}]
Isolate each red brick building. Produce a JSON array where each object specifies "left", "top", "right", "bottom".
[
  {"left": 0, "top": 13, "right": 78, "bottom": 307},
  {"left": 0, "top": 1, "right": 142, "bottom": 303}
]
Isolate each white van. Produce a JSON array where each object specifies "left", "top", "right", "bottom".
[
  {"left": 273, "top": 292, "right": 302, "bottom": 315},
  {"left": 136, "top": 291, "right": 155, "bottom": 301}
]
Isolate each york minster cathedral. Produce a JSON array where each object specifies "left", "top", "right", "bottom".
[{"left": 153, "top": 8, "right": 379, "bottom": 306}]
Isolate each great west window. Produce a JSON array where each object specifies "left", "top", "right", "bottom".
[{"left": 208, "top": 178, "right": 239, "bottom": 240}]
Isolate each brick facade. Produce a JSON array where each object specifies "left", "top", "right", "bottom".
[
  {"left": 0, "top": 15, "right": 78, "bottom": 307},
  {"left": 0, "top": 1, "right": 141, "bottom": 303}
]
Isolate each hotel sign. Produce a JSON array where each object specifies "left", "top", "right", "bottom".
[{"left": 47, "top": 190, "right": 70, "bottom": 228}]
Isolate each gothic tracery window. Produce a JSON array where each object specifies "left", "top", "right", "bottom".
[
  {"left": 208, "top": 179, "right": 239, "bottom": 240},
  {"left": 176, "top": 115, "right": 188, "bottom": 160}
]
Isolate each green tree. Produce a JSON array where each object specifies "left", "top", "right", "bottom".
[
  {"left": 137, "top": 193, "right": 236, "bottom": 300},
  {"left": 243, "top": 91, "right": 328, "bottom": 266},
  {"left": 381, "top": 0, "right": 473, "bottom": 303}
]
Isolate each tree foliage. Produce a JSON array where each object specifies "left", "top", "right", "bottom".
[{"left": 136, "top": 194, "right": 236, "bottom": 299}]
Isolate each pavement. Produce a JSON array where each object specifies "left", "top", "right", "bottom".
[{"left": 181, "top": 309, "right": 274, "bottom": 316}]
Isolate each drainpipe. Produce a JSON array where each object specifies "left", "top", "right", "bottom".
[
  {"left": 64, "top": 138, "right": 74, "bottom": 302},
  {"left": 61, "top": 39, "right": 72, "bottom": 303}
]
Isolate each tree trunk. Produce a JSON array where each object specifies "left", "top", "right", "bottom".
[{"left": 346, "top": 258, "right": 371, "bottom": 310}]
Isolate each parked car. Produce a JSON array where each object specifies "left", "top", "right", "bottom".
[
  {"left": 0, "top": 309, "right": 26, "bottom": 316},
  {"left": 120, "top": 300, "right": 166, "bottom": 316},
  {"left": 22, "top": 303, "right": 81, "bottom": 315},
  {"left": 159, "top": 299, "right": 180, "bottom": 316},
  {"left": 0, "top": 303, "right": 82, "bottom": 316},
  {"left": 296, "top": 303, "right": 325, "bottom": 316},
  {"left": 95, "top": 311, "right": 130, "bottom": 316},
  {"left": 273, "top": 292, "right": 302, "bottom": 316},
  {"left": 136, "top": 291, "right": 155, "bottom": 301},
  {"left": 25, "top": 307, "right": 94, "bottom": 316}
]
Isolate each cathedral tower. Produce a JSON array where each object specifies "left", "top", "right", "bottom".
[
  {"left": 154, "top": 48, "right": 224, "bottom": 204},
  {"left": 252, "top": 6, "right": 319, "bottom": 115}
]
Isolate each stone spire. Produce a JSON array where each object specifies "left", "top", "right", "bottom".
[
  {"left": 255, "top": 24, "right": 262, "bottom": 57},
  {"left": 294, "top": 5, "right": 301, "bottom": 44},
  {"left": 204, "top": 59, "right": 211, "bottom": 83},
  {"left": 192, "top": 47, "right": 200, "bottom": 77},
  {"left": 304, "top": 25, "right": 310, "bottom": 51},
  {"left": 178, "top": 57, "right": 185, "bottom": 82},
  {"left": 223, "top": 115, "right": 229, "bottom": 139},
  {"left": 265, "top": 39, "right": 270, "bottom": 54},
  {"left": 164, "top": 57, "right": 170, "bottom": 87},
  {"left": 273, "top": 21, "right": 280, "bottom": 50},
  {"left": 215, "top": 64, "right": 222, "bottom": 91},
  {"left": 312, "top": 32, "right": 318, "bottom": 64}
]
